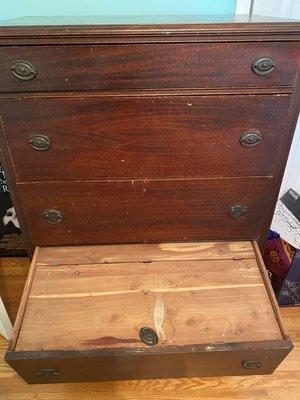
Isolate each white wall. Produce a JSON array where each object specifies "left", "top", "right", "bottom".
[
  {"left": 235, "top": 0, "right": 252, "bottom": 14},
  {"left": 252, "top": 0, "right": 295, "bottom": 17},
  {"left": 236, "top": 0, "right": 300, "bottom": 196}
]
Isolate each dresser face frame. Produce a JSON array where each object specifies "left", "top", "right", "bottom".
[
  {"left": 0, "top": 16, "right": 299, "bottom": 383},
  {"left": 1, "top": 18, "right": 300, "bottom": 256}
]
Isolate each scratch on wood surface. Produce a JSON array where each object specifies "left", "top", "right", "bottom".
[
  {"left": 30, "top": 283, "right": 264, "bottom": 299},
  {"left": 154, "top": 296, "right": 166, "bottom": 341},
  {"left": 222, "top": 321, "right": 230, "bottom": 340},
  {"left": 88, "top": 193, "right": 94, "bottom": 204},
  {"left": 41, "top": 272, "right": 51, "bottom": 294}
]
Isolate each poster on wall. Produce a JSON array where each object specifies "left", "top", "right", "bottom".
[{"left": 0, "top": 164, "right": 26, "bottom": 256}]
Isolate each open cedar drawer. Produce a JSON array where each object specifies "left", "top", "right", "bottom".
[{"left": 5, "top": 240, "right": 292, "bottom": 384}]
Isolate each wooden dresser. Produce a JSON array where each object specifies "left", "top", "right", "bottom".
[{"left": 0, "top": 15, "right": 299, "bottom": 384}]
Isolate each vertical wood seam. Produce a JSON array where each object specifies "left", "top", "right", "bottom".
[
  {"left": 252, "top": 241, "right": 289, "bottom": 339},
  {"left": 10, "top": 247, "right": 40, "bottom": 351}
]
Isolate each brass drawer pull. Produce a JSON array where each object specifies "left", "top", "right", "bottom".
[
  {"left": 139, "top": 327, "right": 159, "bottom": 346},
  {"left": 252, "top": 57, "right": 276, "bottom": 76},
  {"left": 229, "top": 204, "right": 247, "bottom": 219},
  {"left": 241, "top": 360, "right": 262, "bottom": 369},
  {"left": 240, "top": 131, "right": 262, "bottom": 148},
  {"left": 10, "top": 60, "right": 37, "bottom": 80},
  {"left": 37, "top": 368, "right": 59, "bottom": 377},
  {"left": 43, "top": 210, "right": 63, "bottom": 224},
  {"left": 28, "top": 134, "right": 52, "bottom": 151}
]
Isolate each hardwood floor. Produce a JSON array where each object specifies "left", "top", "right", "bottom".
[
  {"left": 0, "top": 257, "right": 30, "bottom": 322},
  {"left": 0, "top": 257, "right": 300, "bottom": 399}
]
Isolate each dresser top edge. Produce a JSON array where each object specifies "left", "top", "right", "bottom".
[{"left": 0, "top": 14, "right": 300, "bottom": 40}]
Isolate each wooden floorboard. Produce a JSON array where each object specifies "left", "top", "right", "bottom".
[
  {"left": 1, "top": 257, "right": 300, "bottom": 399},
  {"left": 0, "top": 257, "right": 30, "bottom": 322}
]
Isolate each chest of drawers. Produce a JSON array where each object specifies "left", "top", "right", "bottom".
[{"left": 0, "top": 15, "right": 299, "bottom": 383}]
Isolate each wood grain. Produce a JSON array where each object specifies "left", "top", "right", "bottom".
[
  {"left": 16, "top": 285, "right": 282, "bottom": 352},
  {"left": 0, "top": 15, "right": 300, "bottom": 46},
  {"left": 13, "top": 240, "right": 282, "bottom": 352},
  {"left": 0, "top": 17, "right": 299, "bottom": 386},
  {"left": 0, "top": 257, "right": 30, "bottom": 322},
  {"left": 37, "top": 240, "right": 255, "bottom": 265},
  {"left": 252, "top": 242, "right": 289, "bottom": 339},
  {"left": 17, "top": 177, "right": 273, "bottom": 247},
  {"left": 28, "top": 259, "right": 263, "bottom": 297},
  {"left": 0, "top": 42, "right": 299, "bottom": 93},
  {"left": 9, "top": 248, "right": 39, "bottom": 350},
  {"left": 0, "top": 313, "right": 299, "bottom": 400},
  {"left": 0, "top": 22, "right": 299, "bottom": 255},
  {"left": 6, "top": 341, "right": 292, "bottom": 384},
  {"left": 1, "top": 258, "right": 298, "bottom": 396},
  {"left": 0, "top": 94, "right": 291, "bottom": 182},
  {"left": 5, "top": 240, "right": 292, "bottom": 383}
]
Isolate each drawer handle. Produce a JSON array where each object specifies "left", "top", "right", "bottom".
[
  {"left": 240, "top": 131, "right": 262, "bottom": 148},
  {"left": 241, "top": 360, "right": 262, "bottom": 369},
  {"left": 10, "top": 60, "right": 37, "bottom": 80},
  {"left": 37, "top": 368, "right": 59, "bottom": 377},
  {"left": 28, "top": 134, "right": 52, "bottom": 151},
  {"left": 252, "top": 57, "right": 276, "bottom": 76},
  {"left": 139, "top": 327, "right": 159, "bottom": 346},
  {"left": 229, "top": 204, "right": 247, "bottom": 219},
  {"left": 43, "top": 210, "right": 63, "bottom": 224}
]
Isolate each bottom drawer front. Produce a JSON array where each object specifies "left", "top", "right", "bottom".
[
  {"left": 6, "top": 344, "right": 291, "bottom": 384},
  {"left": 6, "top": 241, "right": 292, "bottom": 383},
  {"left": 17, "top": 177, "right": 273, "bottom": 246}
]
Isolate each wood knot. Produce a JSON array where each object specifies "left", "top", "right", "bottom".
[{"left": 186, "top": 318, "right": 198, "bottom": 326}]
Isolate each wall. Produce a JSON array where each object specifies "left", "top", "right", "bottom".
[
  {"left": 0, "top": 1, "right": 236, "bottom": 22},
  {"left": 235, "top": 0, "right": 252, "bottom": 14},
  {"left": 251, "top": 0, "right": 297, "bottom": 18}
]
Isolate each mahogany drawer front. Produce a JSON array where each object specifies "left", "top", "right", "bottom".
[
  {"left": 0, "top": 42, "right": 299, "bottom": 93},
  {"left": 7, "top": 346, "right": 291, "bottom": 384},
  {"left": 6, "top": 241, "right": 292, "bottom": 383},
  {"left": 1, "top": 94, "right": 291, "bottom": 182},
  {"left": 17, "top": 177, "right": 272, "bottom": 246}
]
